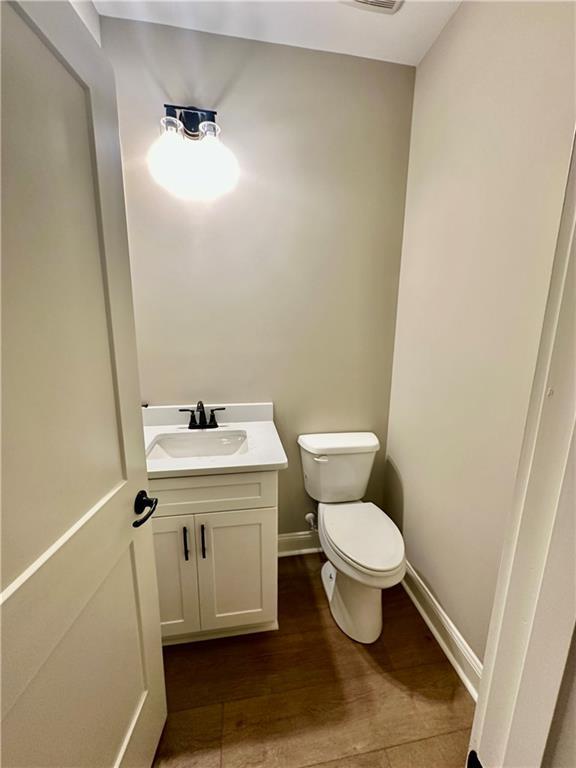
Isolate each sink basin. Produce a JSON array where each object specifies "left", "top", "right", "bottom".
[{"left": 147, "top": 430, "right": 247, "bottom": 460}]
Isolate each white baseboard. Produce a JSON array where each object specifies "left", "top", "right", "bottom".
[
  {"left": 278, "top": 530, "right": 321, "bottom": 557},
  {"left": 402, "top": 561, "right": 482, "bottom": 701}
]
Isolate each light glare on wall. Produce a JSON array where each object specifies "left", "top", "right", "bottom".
[{"left": 147, "top": 105, "right": 239, "bottom": 202}]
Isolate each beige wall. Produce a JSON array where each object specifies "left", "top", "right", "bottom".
[
  {"left": 102, "top": 18, "right": 414, "bottom": 533},
  {"left": 385, "top": 1, "right": 574, "bottom": 660}
]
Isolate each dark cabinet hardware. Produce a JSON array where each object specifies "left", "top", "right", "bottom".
[
  {"left": 200, "top": 524, "right": 207, "bottom": 559},
  {"left": 133, "top": 490, "right": 158, "bottom": 528},
  {"left": 183, "top": 526, "right": 190, "bottom": 561}
]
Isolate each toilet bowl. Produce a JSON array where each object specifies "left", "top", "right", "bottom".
[
  {"left": 318, "top": 501, "right": 405, "bottom": 642},
  {"left": 298, "top": 432, "right": 405, "bottom": 643}
]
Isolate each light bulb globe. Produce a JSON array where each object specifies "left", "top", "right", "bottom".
[{"left": 147, "top": 116, "right": 239, "bottom": 201}]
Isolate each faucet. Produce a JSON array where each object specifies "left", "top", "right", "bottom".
[{"left": 179, "top": 401, "right": 225, "bottom": 430}]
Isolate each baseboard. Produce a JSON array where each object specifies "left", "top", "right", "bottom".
[
  {"left": 402, "top": 561, "right": 482, "bottom": 701},
  {"left": 278, "top": 530, "right": 321, "bottom": 557}
]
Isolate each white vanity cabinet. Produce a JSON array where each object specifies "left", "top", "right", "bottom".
[
  {"left": 152, "top": 515, "right": 201, "bottom": 638},
  {"left": 195, "top": 508, "right": 277, "bottom": 631},
  {"left": 150, "top": 471, "right": 278, "bottom": 643}
]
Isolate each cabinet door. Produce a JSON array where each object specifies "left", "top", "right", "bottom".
[
  {"left": 195, "top": 508, "right": 277, "bottom": 631},
  {"left": 152, "top": 516, "right": 201, "bottom": 638}
]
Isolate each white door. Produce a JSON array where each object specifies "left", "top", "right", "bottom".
[
  {"left": 153, "top": 516, "right": 201, "bottom": 638},
  {"left": 469, "top": 139, "right": 575, "bottom": 768},
  {"left": 1, "top": 3, "right": 166, "bottom": 766},
  {"left": 196, "top": 509, "right": 277, "bottom": 631}
]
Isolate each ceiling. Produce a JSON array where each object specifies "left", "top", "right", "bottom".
[{"left": 94, "top": 0, "right": 461, "bottom": 66}]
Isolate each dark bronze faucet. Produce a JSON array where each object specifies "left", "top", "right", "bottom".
[{"left": 179, "top": 401, "right": 225, "bottom": 430}]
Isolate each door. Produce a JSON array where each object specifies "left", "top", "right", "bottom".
[
  {"left": 1, "top": 3, "right": 166, "bottom": 766},
  {"left": 469, "top": 141, "right": 575, "bottom": 766},
  {"left": 153, "top": 516, "right": 201, "bottom": 638},
  {"left": 196, "top": 509, "right": 277, "bottom": 631}
]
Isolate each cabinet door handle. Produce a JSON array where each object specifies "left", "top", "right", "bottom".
[
  {"left": 200, "top": 524, "right": 207, "bottom": 559},
  {"left": 182, "top": 526, "right": 190, "bottom": 561}
]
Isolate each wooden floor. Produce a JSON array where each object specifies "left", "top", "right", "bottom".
[{"left": 154, "top": 554, "right": 474, "bottom": 768}]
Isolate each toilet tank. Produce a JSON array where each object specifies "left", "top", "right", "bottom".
[{"left": 297, "top": 432, "right": 380, "bottom": 503}]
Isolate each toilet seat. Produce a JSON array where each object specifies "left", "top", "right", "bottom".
[{"left": 319, "top": 502, "right": 405, "bottom": 576}]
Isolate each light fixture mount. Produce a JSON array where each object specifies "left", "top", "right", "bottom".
[{"left": 164, "top": 103, "right": 218, "bottom": 139}]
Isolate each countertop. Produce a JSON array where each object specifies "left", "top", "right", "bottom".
[{"left": 143, "top": 403, "right": 288, "bottom": 478}]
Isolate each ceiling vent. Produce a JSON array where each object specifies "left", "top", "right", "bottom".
[{"left": 352, "top": 0, "right": 404, "bottom": 12}]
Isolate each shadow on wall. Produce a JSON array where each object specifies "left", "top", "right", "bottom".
[
  {"left": 382, "top": 457, "right": 404, "bottom": 534},
  {"left": 132, "top": 9, "right": 258, "bottom": 117}
]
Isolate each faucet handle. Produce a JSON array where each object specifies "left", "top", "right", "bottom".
[
  {"left": 208, "top": 407, "right": 225, "bottom": 427},
  {"left": 179, "top": 408, "right": 197, "bottom": 429}
]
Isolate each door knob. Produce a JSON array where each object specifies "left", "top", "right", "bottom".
[{"left": 133, "top": 490, "right": 158, "bottom": 528}]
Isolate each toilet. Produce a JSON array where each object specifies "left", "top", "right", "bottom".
[{"left": 298, "top": 432, "right": 405, "bottom": 643}]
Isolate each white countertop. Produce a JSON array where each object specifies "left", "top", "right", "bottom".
[{"left": 143, "top": 403, "right": 288, "bottom": 478}]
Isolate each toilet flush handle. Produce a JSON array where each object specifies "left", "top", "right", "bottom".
[{"left": 313, "top": 455, "right": 329, "bottom": 463}]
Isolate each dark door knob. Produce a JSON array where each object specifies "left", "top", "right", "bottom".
[{"left": 133, "top": 490, "right": 158, "bottom": 528}]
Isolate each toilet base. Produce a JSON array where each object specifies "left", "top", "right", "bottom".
[{"left": 321, "top": 561, "right": 383, "bottom": 644}]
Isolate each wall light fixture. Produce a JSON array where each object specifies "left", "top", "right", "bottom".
[{"left": 147, "top": 104, "right": 240, "bottom": 202}]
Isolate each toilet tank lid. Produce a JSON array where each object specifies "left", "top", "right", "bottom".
[{"left": 297, "top": 432, "right": 380, "bottom": 456}]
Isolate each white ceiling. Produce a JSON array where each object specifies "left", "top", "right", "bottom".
[{"left": 94, "top": 0, "right": 461, "bottom": 65}]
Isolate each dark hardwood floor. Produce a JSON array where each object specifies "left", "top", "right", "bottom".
[{"left": 154, "top": 554, "right": 474, "bottom": 767}]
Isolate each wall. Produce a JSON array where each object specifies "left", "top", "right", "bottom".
[
  {"left": 385, "top": 1, "right": 574, "bottom": 660},
  {"left": 102, "top": 18, "right": 414, "bottom": 533}
]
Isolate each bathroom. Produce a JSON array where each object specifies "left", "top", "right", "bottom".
[{"left": 1, "top": 2, "right": 575, "bottom": 767}]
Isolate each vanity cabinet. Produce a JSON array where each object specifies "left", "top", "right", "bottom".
[
  {"left": 153, "top": 515, "right": 201, "bottom": 637},
  {"left": 150, "top": 471, "right": 278, "bottom": 643},
  {"left": 195, "top": 508, "right": 277, "bottom": 631}
]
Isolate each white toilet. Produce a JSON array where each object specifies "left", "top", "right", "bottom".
[{"left": 298, "top": 432, "right": 405, "bottom": 644}]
